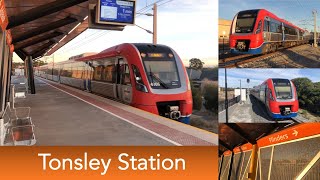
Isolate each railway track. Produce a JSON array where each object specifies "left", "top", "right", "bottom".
[
  {"left": 219, "top": 52, "right": 281, "bottom": 68},
  {"left": 291, "top": 115, "right": 310, "bottom": 123},
  {"left": 218, "top": 44, "right": 309, "bottom": 68}
]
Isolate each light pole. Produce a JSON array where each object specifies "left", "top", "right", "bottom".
[
  {"left": 136, "top": 3, "right": 157, "bottom": 44},
  {"left": 247, "top": 78, "right": 250, "bottom": 103},
  {"left": 224, "top": 61, "right": 228, "bottom": 123},
  {"left": 222, "top": 31, "right": 226, "bottom": 54},
  {"left": 153, "top": 3, "right": 157, "bottom": 44},
  {"left": 239, "top": 79, "right": 242, "bottom": 104},
  {"left": 313, "top": 10, "right": 318, "bottom": 47}
]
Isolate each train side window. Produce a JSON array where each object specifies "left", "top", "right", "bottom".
[
  {"left": 132, "top": 65, "right": 148, "bottom": 93},
  {"left": 121, "top": 64, "right": 131, "bottom": 86},
  {"left": 102, "top": 65, "right": 115, "bottom": 83},
  {"left": 75, "top": 63, "right": 84, "bottom": 79},
  {"left": 93, "top": 65, "right": 103, "bottom": 81},
  {"left": 132, "top": 65, "right": 143, "bottom": 84},
  {"left": 263, "top": 20, "right": 269, "bottom": 32},
  {"left": 71, "top": 66, "right": 77, "bottom": 78},
  {"left": 99, "top": 58, "right": 116, "bottom": 83},
  {"left": 63, "top": 65, "right": 68, "bottom": 77},
  {"left": 270, "top": 22, "right": 277, "bottom": 33},
  {"left": 277, "top": 23, "right": 282, "bottom": 33},
  {"left": 67, "top": 64, "right": 72, "bottom": 77}
]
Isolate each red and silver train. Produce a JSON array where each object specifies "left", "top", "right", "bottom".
[
  {"left": 230, "top": 9, "right": 312, "bottom": 54},
  {"left": 34, "top": 43, "right": 193, "bottom": 123},
  {"left": 250, "top": 78, "right": 299, "bottom": 119}
]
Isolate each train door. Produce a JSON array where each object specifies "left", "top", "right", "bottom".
[{"left": 115, "top": 58, "right": 132, "bottom": 103}]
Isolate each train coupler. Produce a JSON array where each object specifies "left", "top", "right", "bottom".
[
  {"left": 280, "top": 106, "right": 291, "bottom": 116},
  {"left": 166, "top": 106, "right": 181, "bottom": 120}
]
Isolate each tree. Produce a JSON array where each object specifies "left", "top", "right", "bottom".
[
  {"left": 33, "top": 60, "right": 47, "bottom": 67},
  {"left": 292, "top": 78, "right": 320, "bottom": 114},
  {"left": 189, "top": 58, "right": 205, "bottom": 70},
  {"left": 189, "top": 58, "right": 204, "bottom": 79}
]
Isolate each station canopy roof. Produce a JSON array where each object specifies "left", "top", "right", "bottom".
[
  {"left": 219, "top": 123, "right": 295, "bottom": 156},
  {"left": 5, "top": 0, "right": 97, "bottom": 61}
]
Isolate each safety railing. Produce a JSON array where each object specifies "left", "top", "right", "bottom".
[
  {"left": 219, "top": 95, "right": 241, "bottom": 112},
  {"left": 219, "top": 124, "right": 320, "bottom": 180}
]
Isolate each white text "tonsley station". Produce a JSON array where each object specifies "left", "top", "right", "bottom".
[{"left": 38, "top": 152, "right": 186, "bottom": 175}]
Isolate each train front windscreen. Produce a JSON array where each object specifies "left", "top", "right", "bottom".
[
  {"left": 273, "top": 79, "right": 293, "bottom": 100},
  {"left": 141, "top": 52, "right": 181, "bottom": 89},
  {"left": 234, "top": 10, "right": 258, "bottom": 33}
]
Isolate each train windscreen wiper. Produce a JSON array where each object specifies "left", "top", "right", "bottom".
[
  {"left": 150, "top": 72, "right": 169, "bottom": 89},
  {"left": 148, "top": 66, "right": 169, "bottom": 89}
]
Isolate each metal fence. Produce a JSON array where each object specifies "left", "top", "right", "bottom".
[{"left": 219, "top": 95, "right": 240, "bottom": 112}]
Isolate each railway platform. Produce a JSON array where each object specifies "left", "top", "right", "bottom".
[{"left": 11, "top": 76, "right": 217, "bottom": 146}]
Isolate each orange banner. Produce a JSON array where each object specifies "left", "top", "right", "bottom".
[
  {"left": 0, "top": 0, "right": 8, "bottom": 31},
  {"left": 257, "top": 123, "right": 320, "bottom": 147},
  {"left": 0, "top": 146, "right": 217, "bottom": 179}
]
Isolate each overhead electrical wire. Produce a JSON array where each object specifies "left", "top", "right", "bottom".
[{"left": 56, "top": 0, "right": 172, "bottom": 55}]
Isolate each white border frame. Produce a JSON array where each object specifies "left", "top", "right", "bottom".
[{"left": 96, "top": 0, "right": 136, "bottom": 26}]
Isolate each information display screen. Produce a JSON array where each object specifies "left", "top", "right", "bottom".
[{"left": 96, "top": 0, "right": 136, "bottom": 26}]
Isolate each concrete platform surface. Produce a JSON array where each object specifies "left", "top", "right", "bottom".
[{"left": 13, "top": 76, "right": 217, "bottom": 146}]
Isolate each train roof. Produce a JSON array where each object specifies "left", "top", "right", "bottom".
[
  {"left": 267, "top": 78, "right": 290, "bottom": 81},
  {"left": 75, "top": 43, "right": 172, "bottom": 62},
  {"left": 266, "top": 78, "right": 292, "bottom": 83},
  {"left": 252, "top": 78, "right": 291, "bottom": 89}
]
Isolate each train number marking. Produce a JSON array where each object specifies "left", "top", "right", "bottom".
[{"left": 150, "top": 82, "right": 160, "bottom": 86}]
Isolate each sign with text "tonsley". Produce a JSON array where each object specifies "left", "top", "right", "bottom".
[
  {"left": 0, "top": 0, "right": 8, "bottom": 31},
  {"left": 96, "top": 0, "right": 136, "bottom": 26}
]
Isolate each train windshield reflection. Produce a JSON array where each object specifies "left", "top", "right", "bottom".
[
  {"left": 273, "top": 79, "right": 293, "bottom": 99},
  {"left": 143, "top": 60, "right": 180, "bottom": 89},
  {"left": 235, "top": 11, "right": 258, "bottom": 33}
]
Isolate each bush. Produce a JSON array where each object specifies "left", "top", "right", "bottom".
[
  {"left": 203, "top": 83, "right": 218, "bottom": 112},
  {"left": 191, "top": 81, "right": 202, "bottom": 110}
]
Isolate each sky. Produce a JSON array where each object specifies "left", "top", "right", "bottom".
[
  {"left": 219, "top": 0, "right": 320, "bottom": 32},
  {"left": 13, "top": 0, "right": 218, "bottom": 67},
  {"left": 218, "top": 68, "right": 320, "bottom": 88}
]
